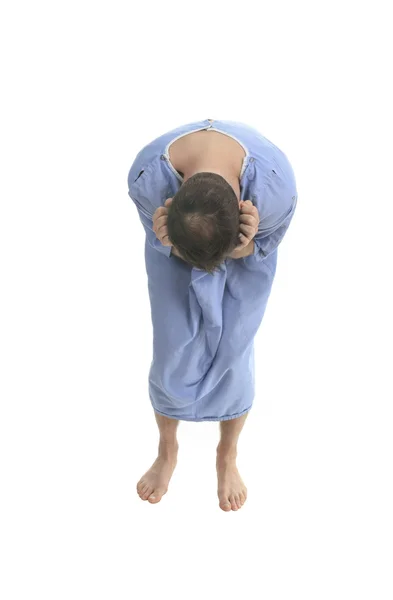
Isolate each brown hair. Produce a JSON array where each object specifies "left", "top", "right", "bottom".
[{"left": 167, "top": 172, "right": 240, "bottom": 274}]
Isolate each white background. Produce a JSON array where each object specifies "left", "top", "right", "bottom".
[{"left": 1, "top": 1, "right": 392, "bottom": 598}]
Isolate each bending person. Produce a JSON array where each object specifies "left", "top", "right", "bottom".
[{"left": 127, "top": 119, "right": 298, "bottom": 511}]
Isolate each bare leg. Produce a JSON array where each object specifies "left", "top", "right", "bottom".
[
  {"left": 216, "top": 413, "right": 248, "bottom": 511},
  {"left": 136, "top": 412, "right": 179, "bottom": 504}
]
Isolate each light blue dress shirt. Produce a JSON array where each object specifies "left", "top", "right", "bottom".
[{"left": 127, "top": 119, "right": 297, "bottom": 421}]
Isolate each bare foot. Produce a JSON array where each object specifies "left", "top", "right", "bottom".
[
  {"left": 137, "top": 444, "right": 178, "bottom": 504},
  {"left": 216, "top": 450, "right": 247, "bottom": 512}
]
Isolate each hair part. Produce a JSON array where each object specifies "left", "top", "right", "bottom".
[{"left": 167, "top": 172, "right": 240, "bottom": 274}]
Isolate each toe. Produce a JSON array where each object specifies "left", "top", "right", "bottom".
[
  {"left": 139, "top": 483, "right": 149, "bottom": 497},
  {"left": 235, "top": 495, "right": 242, "bottom": 509},
  {"left": 219, "top": 498, "right": 232, "bottom": 511},
  {"left": 142, "top": 487, "right": 153, "bottom": 500},
  {"left": 239, "top": 492, "right": 246, "bottom": 506},
  {"left": 148, "top": 495, "right": 160, "bottom": 504},
  {"left": 148, "top": 489, "right": 164, "bottom": 503},
  {"left": 229, "top": 495, "right": 238, "bottom": 511}
]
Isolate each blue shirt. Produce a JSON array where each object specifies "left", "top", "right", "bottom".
[{"left": 127, "top": 119, "right": 297, "bottom": 421}]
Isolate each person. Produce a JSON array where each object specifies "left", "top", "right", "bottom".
[{"left": 127, "top": 119, "right": 297, "bottom": 511}]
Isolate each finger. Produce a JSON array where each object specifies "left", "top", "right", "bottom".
[
  {"left": 153, "top": 207, "right": 168, "bottom": 221},
  {"left": 239, "top": 214, "right": 256, "bottom": 226},
  {"left": 240, "top": 221, "right": 255, "bottom": 234},
  {"left": 240, "top": 204, "right": 258, "bottom": 216},
  {"left": 161, "top": 235, "right": 172, "bottom": 246},
  {"left": 165, "top": 197, "right": 173, "bottom": 207},
  {"left": 239, "top": 223, "right": 255, "bottom": 238},
  {"left": 157, "top": 225, "right": 169, "bottom": 241},
  {"left": 237, "top": 233, "right": 249, "bottom": 246},
  {"left": 240, "top": 213, "right": 259, "bottom": 231},
  {"left": 157, "top": 223, "right": 171, "bottom": 244},
  {"left": 240, "top": 199, "right": 256, "bottom": 209},
  {"left": 153, "top": 214, "right": 168, "bottom": 233}
]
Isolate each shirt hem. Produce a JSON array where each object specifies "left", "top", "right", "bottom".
[{"left": 151, "top": 405, "right": 252, "bottom": 422}]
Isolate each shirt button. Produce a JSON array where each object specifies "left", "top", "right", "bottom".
[
  {"left": 161, "top": 154, "right": 166, "bottom": 160},
  {"left": 250, "top": 157, "right": 255, "bottom": 162}
]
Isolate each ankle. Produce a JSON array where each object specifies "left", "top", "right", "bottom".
[
  {"left": 216, "top": 442, "right": 238, "bottom": 463},
  {"left": 158, "top": 439, "right": 179, "bottom": 459}
]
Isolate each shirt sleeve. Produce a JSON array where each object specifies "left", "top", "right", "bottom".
[
  {"left": 128, "top": 192, "right": 173, "bottom": 258},
  {"left": 127, "top": 162, "right": 173, "bottom": 258},
  {"left": 252, "top": 158, "right": 298, "bottom": 261}
]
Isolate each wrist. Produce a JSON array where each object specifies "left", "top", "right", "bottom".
[
  {"left": 229, "top": 239, "right": 255, "bottom": 259},
  {"left": 246, "top": 239, "right": 255, "bottom": 256}
]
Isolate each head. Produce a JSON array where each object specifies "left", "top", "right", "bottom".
[{"left": 166, "top": 172, "right": 240, "bottom": 274}]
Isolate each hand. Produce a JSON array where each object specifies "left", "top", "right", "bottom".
[
  {"left": 152, "top": 197, "right": 173, "bottom": 246},
  {"left": 228, "top": 200, "right": 260, "bottom": 258}
]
